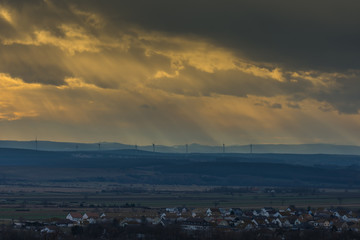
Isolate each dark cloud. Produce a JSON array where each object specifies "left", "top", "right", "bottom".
[
  {"left": 270, "top": 103, "right": 282, "bottom": 109},
  {"left": 254, "top": 101, "right": 282, "bottom": 109},
  {"left": 309, "top": 76, "right": 360, "bottom": 114},
  {"left": 140, "top": 104, "right": 156, "bottom": 110},
  {"left": 0, "top": 45, "right": 71, "bottom": 85},
  {"left": 67, "top": 0, "right": 360, "bottom": 72},
  {"left": 4, "top": 0, "right": 360, "bottom": 72},
  {"left": 287, "top": 103, "right": 300, "bottom": 109},
  {"left": 318, "top": 104, "right": 334, "bottom": 113},
  {"left": 0, "top": 19, "right": 15, "bottom": 36}
]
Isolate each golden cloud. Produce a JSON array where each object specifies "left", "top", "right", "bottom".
[{"left": 0, "top": 7, "right": 13, "bottom": 24}]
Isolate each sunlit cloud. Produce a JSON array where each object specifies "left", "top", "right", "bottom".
[
  {"left": 3, "top": 24, "right": 123, "bottom": 55},
  {"left": 0, "top": 8, "right": 13, "bottom": 24}
]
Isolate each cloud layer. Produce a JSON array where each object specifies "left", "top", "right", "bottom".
[{"left": 0, "top": 0, "right": 360, "bottom": 145}]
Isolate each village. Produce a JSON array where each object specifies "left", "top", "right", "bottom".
[{"left": 5, "top": 205, "right": 360, "bottom": 238}]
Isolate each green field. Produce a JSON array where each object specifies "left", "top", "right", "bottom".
[{"left": 0, "top": 183, "right": 360, "bottom": 220}]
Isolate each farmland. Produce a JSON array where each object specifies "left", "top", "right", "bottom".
[{"left": 0, "top": 183, "right": 360, "bottom": 221}]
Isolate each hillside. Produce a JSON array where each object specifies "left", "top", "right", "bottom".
[{"left": 0, "top": 148, "right": 359, "bottom": 188}]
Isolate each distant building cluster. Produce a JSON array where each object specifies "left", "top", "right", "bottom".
[{"left": 11, "top": 206, "right": 360, "bottom": 236}]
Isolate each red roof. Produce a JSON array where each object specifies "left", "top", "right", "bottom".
[
  {"left": 69, "top": 212, "right": 82, "bottom": 218},
  {"left": 85, "top": 212, "right": 99, "bottom": 218}
]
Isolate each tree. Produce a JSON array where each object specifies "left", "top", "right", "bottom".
[{"left": 71, "top": 225, "right": 83, "bottom": 236}]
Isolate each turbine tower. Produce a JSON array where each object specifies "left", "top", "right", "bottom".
[
  {"left": 35, "top": 136, "right": 38, "bottom": 151},
  {"left": 152, "top": 143, "right": 155, "bottom": 152},
  {"left": 222, "top": 143, "right": 225, "bottom": 154}
]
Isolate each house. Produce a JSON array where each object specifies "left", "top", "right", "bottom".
[
  {"left": 243, "top": 211, "right": 254, "bottom": 218},
  {"left": 206, "top": 208, "right": 212, "bottom": 217},
  {"left": 260, "top": 208, "right": 270, "bottom": 217},
  {"left": 41, "top": 227, "right": 54, "bottom": 233},
  {"left": 232, "top": 208, "right": 243, "bottom": 216},
  {"left": 217, "top": 219, "right": 229, "bottom": 227},
  {"left": 191, "top": 208, "right": 206, "bottom": 218},
  {"left": 244, "top": 222, "right": 255, "bottom": 231},
  {"left": 99, "top": 212, "right": 121, "bottom": 222},
  {"left": 286, "top": 207, "right": 296, "bottom": 214},
  {"left": 41, "top": 226, "right": 58, "bottom": 234},
  {"left": 324, "top": 220, "right": 331, "bottom": 228},
  {"left": 120, "top": 217, "right": 142, "bottom": 227},
  {"left": 176, "top": 216, "right": 188, "bottom": 223},
  {"left": 271, "top": 218, "right": 282, "bottom": 227},
  {"left": 82, "top": 212, "right": 100, "bottom": 224},
  {"left": 55, "top": 219, "right": 74, "bottom": 227},
  {"left": 341, "top": 214, "right": 350, "bottom": 222},
  {"left": 13, "top": 222, "right": 25, "bottom": 229},
  {"left": 273, "top": 212, "right": 282, "bottom": 218},
  {"left": 298, "top": 214, "right": 313, "bottom": 223},
  {"left": 219, "top": 208, "right": 230, "bottom": 216},
  {"left": 348, "top": 223, "right": 360, "bottom": 232},
  {"left": 333, "top": 222, "right": 349, "bottom": 232},
  {"left": 209, "top": 208, "right": 222, "bottom": 218},
  {"left": 254, "top": 218, "right": 269, "bottom": 228},
  {"left": 293, "top": 218, "right": 301, "bottom": 226},
  {"left": 166, "top": 208, "right": 178, "bottom": 213},
  {"left": 165, "top": 213, "right": 179, "bottom": 222},
  {"left": 151, "top": 217, "right": 162, "bottom": 225},
  {"left": 182, "top": 218, "right": 210, "bottom": 231},
  {"left": 66, "top": 212, "right": 82, "bottom": 223}
]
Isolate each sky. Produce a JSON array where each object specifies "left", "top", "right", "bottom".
[{"left": 1, "top": 0, "right": 360, "bottom": 146}]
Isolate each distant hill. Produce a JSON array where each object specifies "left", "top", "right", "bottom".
[
  {"left": 1, "top": 140, "right": 360, "bottom": 155},
  {"left": 0, "top": 148, "right": 359, "bottom": 188}
]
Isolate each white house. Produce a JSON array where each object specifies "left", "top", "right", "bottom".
[
  {"left": 66, "top": 212, "right": 82, "bottom": 223},
  {"left": 206, "top": 208, "right": 212, "bottom": 217},
  {"left": 82, "top": 212, "right": 100, "bottom": 224},
  {"left": 41, "top": 226, "right": 56, "bottom": 234},
  {"left": 260, "top": 208, "right": 270, "bottom": 217}
]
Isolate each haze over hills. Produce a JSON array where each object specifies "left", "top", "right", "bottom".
[
  {"left": 0, "top": 147, "right": 359, "bottom": 188},
  {"left": 2, "top": 140, "right": 360, "bottom": 188},
  {"left": 2, "top": 140, "right": 360, "bottom": 155}
]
